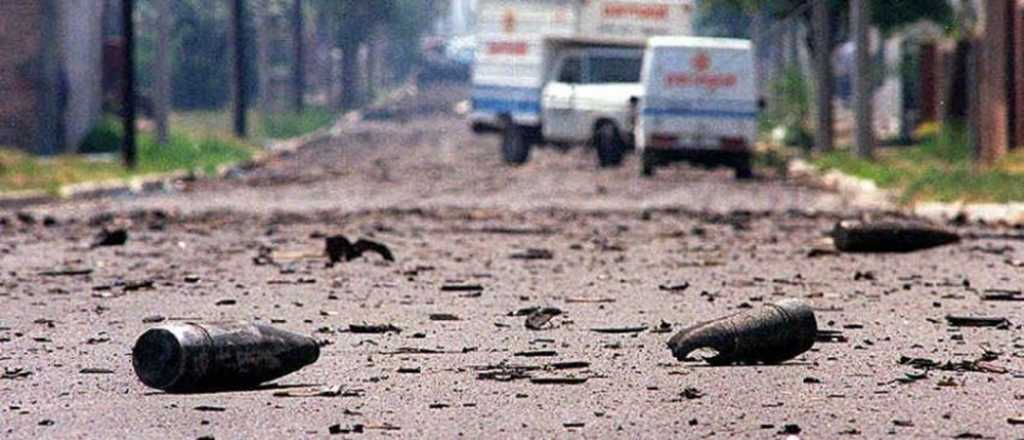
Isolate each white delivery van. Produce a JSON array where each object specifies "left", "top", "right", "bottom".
[
  {"left": 636, "top": 36, "right": 760, "bottom": 178},
  {"left": 470, "top": 0, "right": 695, "bottom": 166}
]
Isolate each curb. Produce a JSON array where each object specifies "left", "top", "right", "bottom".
[
  {"left": 789, "top": 158, "right": 1024, "bottom": 226},
  {"left": 786, "top": 158, "right": 896, "bottom": 210}
]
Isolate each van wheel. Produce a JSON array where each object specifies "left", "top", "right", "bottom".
[
  {"left": 641, "top": 151, "right": 657, "bottom": 177},
  {"left": 501, "top": 124, "right": 531, "bottom": 165},
  {"left": 595, "top": 123, "right": 625, "bottom": 168},
  {"left": 734, "top": 154, "right": 753, "bottom": 180}
]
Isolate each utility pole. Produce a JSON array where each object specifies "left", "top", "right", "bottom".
[
  {"left": 852, "top": 0, "right": 874, "bottom": 159},
  {"left": 812, "top": 0, "right": 834, "bottom": 152},
  {"left": 154, "top": 0, "right": 172, "bottom": 145},
  {"left": 122, "top": 0, "right": 138, "bottom": 168},
  {"left": 293, "top": 0, "right": 305, "bottom": 113},
  {"left": 231, "top": 0, "right": 248, "bottom": 137}
]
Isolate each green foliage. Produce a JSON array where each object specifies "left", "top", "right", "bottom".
[
  {"left": 809, "top": 124, "right": 1024, "bottom": 203},
  {"left": 135, "top": 132, "right": 253, "bottom": 176},
  {"left": 259, "top": 107, "right": 336, "bottom": 139},
  {"left": 760, "top": 67, "right": 813, "bottom": 148},
  {"left": 78, "top": 116, "right": 124, "bottom": 154}
]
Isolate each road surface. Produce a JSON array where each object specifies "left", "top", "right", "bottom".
[{"left": 2, "top": 86, "right": 1022, "bottom": 439}]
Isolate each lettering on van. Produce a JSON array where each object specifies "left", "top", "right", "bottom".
[
  {"left": 602, "top": 3, "right": 669, "bottom": 20},
  {"left": 663, "top": 52, "right": 738, "bottom": 91},
  {"left": 487, "top": 41, "right": 529, "bottom": 56}
]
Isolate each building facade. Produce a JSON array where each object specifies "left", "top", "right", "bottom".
[{"left": 0, "top": 0, "right": 104, "bottom": 155}]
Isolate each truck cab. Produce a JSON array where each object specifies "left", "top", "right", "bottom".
[{"left": 541, "top": 44, "right": 644, "bottom": 166}]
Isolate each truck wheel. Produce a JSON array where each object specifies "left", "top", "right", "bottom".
[
  {"left": 734, "top": 154, "right": 753, "bottom": 180},
  {"left": 501, "top": 124, "right": 531, "bottom": 165},
  {"left": 595, "top": 123, "right": 625, "bottom": 168},
  {"left": 641, "top": 151, "right": 657, "bottom": 177}
]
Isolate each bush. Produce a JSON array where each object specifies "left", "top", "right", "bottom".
[
  {"left": 78, "top": 116, "right": 124, "bottom": 154},
  {"left": 260, "top": 108, "right": 337, "bottom": 139}
]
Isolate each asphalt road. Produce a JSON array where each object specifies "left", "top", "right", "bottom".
[{"left": 2, "top": 87, "right": 1023, "bottom": 439}]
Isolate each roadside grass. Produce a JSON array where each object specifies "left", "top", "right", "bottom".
[
  {"left": 0, "top": 107, "right": 337, "bottom": 195},
  {"left": 172, "top": 107, "right": 337, "bottom": 140},
  {"left": 0, "top": 117, "right": 255, "bottom": 195},
  {"left": 811, "top": 123, "right": 1024, "bottom": 204}
]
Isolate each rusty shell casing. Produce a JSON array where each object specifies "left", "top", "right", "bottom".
[
  {"left": 831, "top": 220, "right": 960, "bottom": 253},
  {"left": 667, "top": 299, "right": 817, "bottom": 365},
  {"left": 132, "top": 322, "right": 320, "bottom": 392}
]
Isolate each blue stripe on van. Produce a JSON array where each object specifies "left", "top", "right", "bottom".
[
  {"left": 642, "top": 108, "right": 758, "bottom": 119},
  {"left": 472, "top": 85, "right": 541, "bottom": 116}
]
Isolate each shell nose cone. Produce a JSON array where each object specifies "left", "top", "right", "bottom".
[{"left": 132, "top": 328, "right": 186, "bottom": 390}]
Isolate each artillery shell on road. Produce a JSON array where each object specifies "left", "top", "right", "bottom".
[
  {"left": 830, "top": 220, "right": 960, "bottom": 253},
  {"left": 667, "top": 299, "right": 817, "bottom": 365},
  {"left": 132, "top": 322, "right": 320, "bottom": 393}
]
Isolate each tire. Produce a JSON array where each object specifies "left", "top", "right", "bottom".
[
  {"left": 595, "top": 123, "right": 625, "bottom": 168},
  {"left": 501, "top": 123, "right": 531, "bottom": 165},
  {"left": 641, "top": 150, "right": 657, "bottom": 177},
  {"left": 734, "top": 154, "right": 753, "bottom": 180}
]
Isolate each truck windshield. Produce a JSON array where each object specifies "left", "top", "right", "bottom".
[{"left": 588, "top": 56, "right": 642, "bottom": 83}]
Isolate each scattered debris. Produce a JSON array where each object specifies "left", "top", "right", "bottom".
[
  {"left": 680, "top": 387, "right": 703, "bottom": 400},
  {"left": 565, "top": 297, "right": 616, "bottom": 304},
  {"left": 132, "top": 322, "right": 320, "bottom": 392},
  {"left": 524, "top": 307, "right": 563, "bottom": 330},
  {"left": 806, "top": 247, "right": 839, "bottom": 258},
  {"left": 476, "top": 364, "right": 537, "bottom": 382},
  {"left": 591, "top": 326, "right": 647, "bottom": 334},
  {"left": 514, "top": 350, "right": 558, "bottom": 358},
  {"left": 325, "top": 235, "right": 395, "bottom": 266},
  {"left": 39, "top": 268, "right": 93, "bottom": 277},
  {"left": 830, "top": 220, "right": 960, "bottom": 253},
  {"left": 193, "top": 405, "right": 226, "bottom": 412},
  {"left": 816, "top": 329, "right": 848, "bottom": 343},
  {"left": 945, "top": 315, "right": 1011, "bottom": 328},
  {"left": 2, "top": 368, "right": 32, "bottom": 380},
  {"left": 122, "top": 280, "right": 156, "bottom": 292},
  {"left": 349, "top": 324, "right": 402, "bottom": 334},
  {"left": 667, "top": 299, "right": 817, "bottom": 365},
  {"left": 429, "top": 313, "right": 460, "bottom": 321},
  {"left": 91, "top": 228, "right": 129, "bottom": 248},
  {"left": 272, "top": 385, "right": 364, "bottom": 398},
  {"left": 397, "top": 367, "right": 422, "bottom": 374},
  {"left": 658, "top": 282, "right": 690, "bottom": 292},
  {"left": 981, "top": 289, "right": 1024, "bottom": 302},
  {"left": 529, "top": 376, "right": 588, "bottom": 385},
  {"left": 898, "top": 355, "right": 1008, "bottom": 375},
  {"left": 779, "top": 424, "right": 801, "bottom": 435},
  {"left": 509, "top": 248, "right": 554, "bottom": 260},
  {"left": 440, "top": 283, "right": 484, "bottom": 292},
  {"left": 79, "top": 368, "right": 114, "bottom": 374},
  {"left": 547, "top": 361, "right": 589, "bottom": 370},
  {"left": 1008, "top": 416, "right": 1024, "bottom": 425}
]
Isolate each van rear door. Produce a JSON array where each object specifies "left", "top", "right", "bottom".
[{"left": 639, "top": 38, "right": 757, "bottom": 151}]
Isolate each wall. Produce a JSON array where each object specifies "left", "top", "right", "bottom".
[{"left": 0, "top": 0, "right": 44, "bottom": 150}]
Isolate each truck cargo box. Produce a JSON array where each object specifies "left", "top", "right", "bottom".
[{"left": 471, "top": 0, "right": 695, "bottom": 129}]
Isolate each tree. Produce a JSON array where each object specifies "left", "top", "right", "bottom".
[
  {"left": 851, "top": 0, "right": 873, "bottom": 158},
  {"left": 154, "top": 0, "right": 172, "bottom": 144},
  {"left": 703, "top": 0, "right": 954, "bottom": 155}
]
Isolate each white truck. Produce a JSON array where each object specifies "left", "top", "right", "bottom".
[
  {"left": 469, "top": 0, "right": 696, "bottom": 166},
  {"left": 637, "top": 36, "right": 759, "bottom": 178}
]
